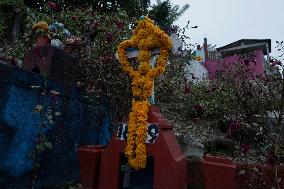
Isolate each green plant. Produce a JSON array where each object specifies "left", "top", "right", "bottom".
[
  {"left": 0, "top": 0, "right": 24, "bottom": 8},
  {"left": 30, "top": 77, "right": 58, "bottom": 189},
  {"left": 120, "top": 0, "right": 150, "bottom": 18},
  {"left": 148, "top": 0, "right": 189, "bottom": 32},
  {"left": 0, "top": 0, "right": 25, "bottom": 39}
]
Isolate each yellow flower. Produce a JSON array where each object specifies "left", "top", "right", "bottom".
[
  {"left": 196, "top": 55, "right": 203, "bottom": 62},
  {"left": 138, "top": 50, "right": 150, "bottom": 63},
  {"left": 32, "top": 21, "right": 49, "bottom": 32}
]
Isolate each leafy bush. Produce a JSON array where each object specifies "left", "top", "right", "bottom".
[
  {"left": 0, "top": 0, "right": 25, "bottom": 39},
  {"left": 158, "top": 50, "right": 284, "bottom": 163},
  {"left": 3, "top": 5, "right": 135, "bottom": 121}
]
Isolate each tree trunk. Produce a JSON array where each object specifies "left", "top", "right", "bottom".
[{"left": 7, "top": 13, "right": 22, "bottom": 42}]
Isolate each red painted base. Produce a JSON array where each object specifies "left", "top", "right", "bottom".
[
  {"left": 78, "top": 145, "right": 105, "bottom": 189},
  {"left": 36, "top": 36, "right": 50, "bottom": 47},
  {"left": 77, "top": 108, "right": 284, "bottom": 189},
  {"left": 202, "top": 155, "right": 236, "bottom": 189},
  {"left": 187, "top": 155, "right": 284, "bottom": 189},
  {"left": 235, "top": 163, "right": 284, "bottom": 189},
  {"left": 98, "top": 105, "right": 187, "bottom": 189}
]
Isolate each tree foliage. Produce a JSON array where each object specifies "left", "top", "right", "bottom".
[
  {"left": 22, "top": 0, "right": 150, "bottom": 18},
  {"left": 0, "top": 0, "right": 25, "bottom": 40},
  {"left": 148, "top": 0, "right": 189, "bottom": 32}
]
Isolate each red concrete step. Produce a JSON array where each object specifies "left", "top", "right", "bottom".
[{"left": 78, "top": 145, "right": 105, "bottom": 189}]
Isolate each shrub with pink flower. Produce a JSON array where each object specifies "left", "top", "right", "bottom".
[{"left": 48, "top": 1, "right": 60, "bottom": 11}]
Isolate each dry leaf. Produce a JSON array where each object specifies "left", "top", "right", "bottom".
[
  {"left": 34, "top": 105, "right": 43, "bottom": 112},
  {"left": 50, "top": 90, "right": 60, "bottom": 95}
]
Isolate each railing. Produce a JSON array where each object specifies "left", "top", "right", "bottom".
[{"left": 207, "top": 51, "right": 219, "bottom": 61}]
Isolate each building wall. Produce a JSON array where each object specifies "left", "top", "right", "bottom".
[
  {"left": 185, "top": 60, "right": 209, "bottom": 84},
  {"left": 204, "top": 50, "right": 265, "bottom": 80}
]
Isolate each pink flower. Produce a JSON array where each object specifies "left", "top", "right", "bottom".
[
  {"left": 0, "top": 56, "right": 7, "bottom": 61},
  {"left": 93, "top": 21, "right": 100, "bottom": 28},
  {"left": 48, "top": 1, "right": 60, "bottom": 11},
  {"left": 271, "top": 61, "right": 282, "bottom": 67},
  {"left": 184, "top": 83, "right": 190, "bottom": 94},
  {"left": 240, "top": 143, "right": 252, "bottom": 154},
  {"left": 116, "top": 21, "right": 124, "bottom": 29},
  {"left": 229, "top": 121, "right": 240, "bottom": 130},
  {"left": 71, "top": 16, "right": 77, "bottom": 21},
  {"left": 226, "top": 120, "right": 240, "bottom": 139},
  {"left": 77, "top": 82, "right": 83, "bottom": 88},
  {"left": 106, "top": 32, "right": 113, "bottom": 42},
  {"left": 193, "top": 103, "right": 204, "bottom": 116},
  {"left": 87, "top": 84, "right": 94, "bottom": 95}
]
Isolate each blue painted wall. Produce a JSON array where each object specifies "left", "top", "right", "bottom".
[{"left": 0, "top": 63, "right": 113, "bottom": 188}]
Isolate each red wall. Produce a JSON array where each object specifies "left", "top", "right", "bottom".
[{"left": 187, "top": 155, "right": 284, "bottom": 189}]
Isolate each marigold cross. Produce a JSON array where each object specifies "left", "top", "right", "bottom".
[
  {"left": 117, "top": 17, "right": 172, "bottom": 170},
  {"left": 125, "top": 48, "right": 160, "bottom": 104}
]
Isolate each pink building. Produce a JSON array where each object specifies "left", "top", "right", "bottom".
[{"left": 202, "top": 39, "right": 271, "bottom": 80}]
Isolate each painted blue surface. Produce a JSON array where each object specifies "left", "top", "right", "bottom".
[{"left": 0, "top": 63, "right": 113, "bottom": 188}]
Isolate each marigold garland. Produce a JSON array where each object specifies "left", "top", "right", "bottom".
[
  {"left": 117, "top": 17, "right": 172, "bottom": 170},
  {"left": 32, "top": 21, "right": 49, "bottom": 37}
]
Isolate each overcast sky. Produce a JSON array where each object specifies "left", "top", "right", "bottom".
[{"left": 150, "top": 0, "right": 284, "bottom": 57}]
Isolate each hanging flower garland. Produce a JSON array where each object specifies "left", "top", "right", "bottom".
[{"left": 117, "top": 17, "right": 172, "bottom": 170}]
